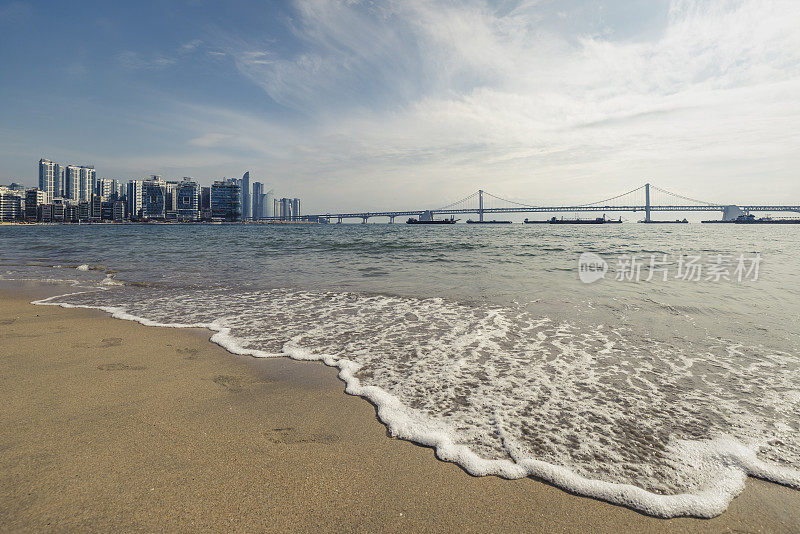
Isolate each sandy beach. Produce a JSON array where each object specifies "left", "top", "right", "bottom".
[{"left": 1, "top": 283, "right": 798, "bottom": 533}]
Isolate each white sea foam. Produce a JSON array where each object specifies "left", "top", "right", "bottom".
[
  {"left": 76, "top": 264, "right": 89, "bottom": 271},
  {"left": 31, "top": 286, "right": 800, "bottom": 518}
]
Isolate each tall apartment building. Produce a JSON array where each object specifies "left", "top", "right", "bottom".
[
  {"left": 279, "top": 197, "right": 292, "bottom": 221},
  {"left": 264, "top": 189, "right": 274, "bottom": 218},
  {"left": 176, "top": 180, "right": 200, "bottom": 221},
  {"left": 0, "top": 186, "right": 23, "bottom": 221},
  {"left": 141, "top": 177, "right": 167, "bottom": 219},
  {"left": 127, "top": 180, "right": 143, "bottom": 220},
  {"left": 64, "top": 165, "right": 79, "bottom": 201},
  {"left": 78, "top": 166, "right": 96, "bottom": 201},
  {"left": 241, "top": 172, "right": 251, "bottom": 220},
  {"left": 252, "top": 181, "right": 263, "bottom": 219},
  {"left": 54, "top": 164, "right": 65, "bottom": 198},
  {"left": 38, "top": 159, "right": 56, "bottom": 202},
  {"left": 210, "top": 179, "right": 241, "bottom": 221},
  {"left": 96, "top": 178, "right": 116, "bottom": 201},
  {"left": 292, "top": 198, "right": 301, "bottom": 221}
]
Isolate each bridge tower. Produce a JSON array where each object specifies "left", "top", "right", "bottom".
[
  {"left": 645, "top": 183, "right": 651, "bottom": 223},
  {"left": 479, "top": 189, "right": 484, "bottom": 222}
]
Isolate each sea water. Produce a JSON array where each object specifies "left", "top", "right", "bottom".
[{"left": 1, "top": 223, "right": 799, "bottom": 517}]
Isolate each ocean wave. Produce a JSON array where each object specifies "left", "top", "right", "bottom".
[{"left": 31, "top": 285, "right": 800, "bottom": 518}]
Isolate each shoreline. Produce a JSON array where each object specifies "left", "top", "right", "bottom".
[{"left": 2, "top": 281, "right": 799, "bottom": 532}]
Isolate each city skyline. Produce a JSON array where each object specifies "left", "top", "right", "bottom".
[{"left": 2, "top": 1, "right": 800, "bottom": 213}]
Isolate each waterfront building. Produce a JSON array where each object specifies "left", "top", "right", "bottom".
[
  {"left": 141, "top": 178, "right": 167, "bottom": 220},
  {"left": 38, "top": 159, "right": 56, "bottom": 201},
  {"left": 0, "top": 187, "right": 23, "bottom": 221},
  {"left": 64, "top": 165, "right": 79, "bottom": 201},
  {"left": 126, "top": 180, "right": 143, "bottom": 220},
  {"left": 279, "top": 197, "right": 293, "bottom": 221},
  {"left": 65, "top": 204, "right": 78, "bottom": 223},
  {"left": 96, "top": 178, "right": 116, "bottom": 201},
  {"left": 38, "top": 204, "right": 53, "bottom": 223},
  {"left": 264, "top": 189, "right": 274, "bottom": 218},
  {"left": 210, "top": 179, "right": 241, "bottom": 221},
  {"left": 54, "top": 164, "right": 65, "bottom": 198},
  {"left": 25, "top": 189, "right": 47, "bottom": 221},
  {"left": 274, "top": 198, "right": 279, "bottom": 220},
  {"left": 51, "top": 202, "right": 65, "bottom": 223},
  {"left": 176, "top": 180, "right": 200, "bottom": 221},
  {"left": 77, "top": 201, "right": 90, "bottom": 221},
  {"left": 292, "top": 198, "right": 301, "bottom": 221},
  {"left": 78, "top": 166, "right": 96, "bottom": 201},
  {"left": 252, "top": 181, "right": 263, "bottom": 219},
  {"left": 242, "top": 172, "right": 251, "bottom": 220},
  {"left": 90, "top": 194, "right": 102, "bottom": 221},
  {"left": 101, "top": 201, "right": 125, "bottom": 221}
]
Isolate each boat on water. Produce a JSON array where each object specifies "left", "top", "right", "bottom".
[
  {"left": 733, "top": 214, "right": 800, "bottom": 224},
  {"left": 702, "top": 214, "right": 800, "bottom": 224},
  {"left": 407, "top": 210, "right": 458, "bottom": 224},
  {"left": 639, "top": 219, "right": 689, "bottom": 224},
  {"left": 406, "top": 217, "right": 457, "bottom": 225},
  {"left": 466, "top": 219, "right": 512, "bottom": 224},
  {"left": 525, "top": 216, "right": 622, "bottom": 224}
]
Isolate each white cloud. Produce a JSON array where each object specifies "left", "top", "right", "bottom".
[{"left": 134, "top": 0, "right": 800, "bottom": 210}]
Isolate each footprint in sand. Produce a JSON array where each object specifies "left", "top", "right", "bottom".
[
  {"left": 177, "top": 347, "right": 200, "bottom": 360},
  {"left": 263, "top": 427, "right": 340, "bottom": 445},
  {"left": 97, "top": 363, "right": 146, "bottom": 371},
  {"left": 212, "top": 374, "right": 247, "bottom": 392},
  {"left": 99, "top": 337, "right": 123, "bottom": 348}
]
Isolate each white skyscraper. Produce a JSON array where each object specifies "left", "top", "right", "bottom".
[
  {"left": 64, "top": 165, "right": 79, "bottom": 201},
  {"left": 78, "top": 166, "right": 96, "bottom": 201},
  {"left": 38, "top": 159, "right": 56, "bottom": 202},
  {"left": 54, "top": 164, "right": 65, "bottom": 198},
  {"left": 96, "top": 178, "right": 115, "bottom": 201},
  {"left": 127, "top": 180, "right": 143, "bottom": 220}
]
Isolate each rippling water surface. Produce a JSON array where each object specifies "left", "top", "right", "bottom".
[{"left": 2, "top": 223, "right": 799, "bottom": 517}]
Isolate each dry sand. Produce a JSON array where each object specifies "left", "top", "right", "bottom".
[{"left": 1, "top": 283, "right": 799, "bottom": 533}]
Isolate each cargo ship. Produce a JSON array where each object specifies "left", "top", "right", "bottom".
[
  {"left": 525, "top": 216, "right": 622, "bottom": 224},
  {"left": 702, "top": 214, "right": 800, "bottom": 224},
  {"left": 466, "top": 219, "right": 512, "bottom": 224},
  {"left": 639, "top": 218, "right": 689, "bottom": 224},
  {"left": 406, "top": 217, "right": 457, "bottom": 224}
]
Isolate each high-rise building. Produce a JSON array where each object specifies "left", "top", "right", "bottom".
[
  {"left": 292, "top": 198, "right": 301, "bottom": 221},
  {"left": 96, "top": 178, "right": 116, "bottom": 201},
  {"left": 176, "top": 180, "right": 200, "bottom": 221},
  {"left": 241, "top": 172, "right": 251, "bottom": 220},
  {"left": 78, "top": 166, "right": 95, "bottom": 201},
  {"left": 54, "top": 164, "right": 65, "bottom": 198},
  {"left": 38, "top": 159, "right": 56, "bottom": 202},
  {"left": 210, "top": 179, "right": 241, "bottom": 221},
  {"left": 127, "top": 180, "right": 143, "bottom": 220},
  {"left": 141, "top": 177, "right": 167, "bottom": 219},
  {"left": 279, "top": 197, "right": 292, "bottom": 221},
  {"left": 252, "top": 181, "right": 263, "bottom": 219},
  {"left": 64, "top": 165, "right": 80, "bottom": 201},
  {"left": 264, "top": 189, "right": 274, "bottom": 218},
  {"left": 0, "top": 186, "right": 23, "bottom": 221}
]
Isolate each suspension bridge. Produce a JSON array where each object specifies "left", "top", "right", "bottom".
[{"left": 295, "top": 183, "right": 800, "bottom": 223}]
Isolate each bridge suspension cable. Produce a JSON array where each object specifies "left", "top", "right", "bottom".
[
  {"left": 649, "top": 185, "right": 720, "bottom": 206},
  {"left": 435, "top": 190, "right": 480, "bottom": 211}
]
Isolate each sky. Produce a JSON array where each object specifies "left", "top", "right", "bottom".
[{"left": 1, "top": 0, "right": 799, "bottom": 212}]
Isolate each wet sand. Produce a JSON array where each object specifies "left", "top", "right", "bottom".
[{"left": 1, "top": 283, "right": 798, "bottom": 533}]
